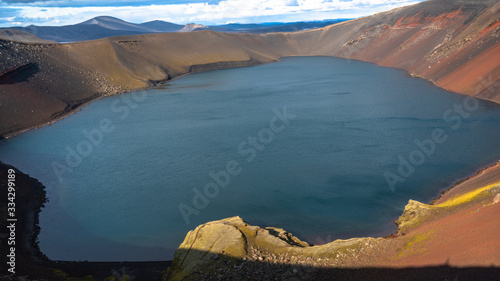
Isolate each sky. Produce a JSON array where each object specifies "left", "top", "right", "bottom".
[{"left": 0, "top": 0, "right": 425, "bottom": 27}]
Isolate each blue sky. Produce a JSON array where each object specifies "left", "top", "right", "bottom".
[{"left": 0, "top": 0, "right": 425, "bottom": 27}]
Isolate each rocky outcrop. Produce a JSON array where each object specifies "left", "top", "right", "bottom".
[
  {"left": 167, "top": 217, "right": 248, "bottom": 281},
  {"left": 396, "top": 183, "right": 500, "bottom": 234},
  {"left": 165, "top": 216, "right": 380, "bottom": 281},
  {"left": 395, "top": 200, "right": 434, "bottom": 235}
]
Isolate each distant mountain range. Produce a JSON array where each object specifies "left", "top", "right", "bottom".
[
  {"left": 0, "top": 29, "right": 56, "bottom": 43},
  {"left": 1, "top": 16, "right": 348, "bottom": 43}
]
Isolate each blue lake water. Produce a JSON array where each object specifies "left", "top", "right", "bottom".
[{"left": 1, "top": 57, "right": 500, "bottom": 261}]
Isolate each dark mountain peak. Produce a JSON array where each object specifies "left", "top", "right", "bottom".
[{"left": 78, "top": 16, "right": 146, "bottom": 32}]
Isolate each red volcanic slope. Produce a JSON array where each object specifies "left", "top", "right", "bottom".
[{"left": 285, "top": 0, "right": 500, "bottom": 102}]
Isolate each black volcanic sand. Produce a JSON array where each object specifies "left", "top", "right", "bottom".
[{"left": 0, "top": 162, "right": 49, "bottom": 276}]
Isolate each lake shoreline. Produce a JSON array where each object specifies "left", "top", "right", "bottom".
[
  {"left": 432, "top": 160, "right": 500, "bottom": 205},
  {"left": 3, "top": 157, "right": 499, "bottom": 279},
  {"left": 2, "top": 88, "right": 500, "bottom": 280},
  {"left": 2, "top": 53, "right": 499, "bottom": 141},
  {"left": 7, "top": 55, "right": 500, "bottom": 261},
  {"left": 0, "top": 161, "right": 171, "bottom": 280},
  {"left": 1, "top": 0, "right": 499, "bottom": 278},
  {"left": 2, "top": 55, "right": 500, "bottom": 279}
]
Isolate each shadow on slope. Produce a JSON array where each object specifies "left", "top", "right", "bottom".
[
  {"left": 0, "top": 63, "right": 39, "bottom": 85},
  {"left": 165, "top": 249, "right": 500, "bottom": 281}
]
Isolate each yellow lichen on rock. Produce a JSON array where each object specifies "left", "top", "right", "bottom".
[
  {"left": 395, "top": 200, "right": 434, "bottom": 235},
  {"left": 166, "top": 217, "right": 248, "bottom": 281},
  {"left": 165, "top": 216, "right": 380, "bottom": 280},
  {"left": 396, "top": 230, "right": 435, "bottom": 259},
  {"left": 435, "top": 183, "right": 500, "bottom": 208}
]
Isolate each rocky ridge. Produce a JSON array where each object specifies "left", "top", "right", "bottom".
[{"left": 166, "top": 182, "right": 500, "bottom": 280}]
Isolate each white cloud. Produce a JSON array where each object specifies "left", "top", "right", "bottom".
[{"left": 1, "top": 0, "right": 424, "bottom": 26}]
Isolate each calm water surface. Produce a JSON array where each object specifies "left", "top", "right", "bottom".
[{"left": 1, "top": 57, "right": 500, "bottom": 261}]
